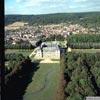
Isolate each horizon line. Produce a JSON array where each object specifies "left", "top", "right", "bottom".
[{"left": 5, "top": 11, "right": 100, "bottom": 15}]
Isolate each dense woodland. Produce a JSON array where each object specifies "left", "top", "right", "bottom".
[
  {"left": 5, "top": 53, "right": 39, "bottom": 100},
  {"left": 5, "top": 12, "right": 100, "bottom": 28},
  {"left": 5, "top": 53, "right": 30, "bottom": 82},
  {"left": 64, "top": 53, "right": 100, "bottom": 100},
  {"left": 67, "top": 34, "right": 100, "bottom": 49}
]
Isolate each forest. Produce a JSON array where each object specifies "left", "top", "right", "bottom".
[
  {"left": 5, "top": 53, "right": 31, "bottom": 83},
  {"left": 5, "top": 53, "right": 39, "bottom": 100},
  {"left": 67, "top": 34, "right": 100, "bottom": 49},
  {"left": 64, "top": 53, "right": 100, "bottom": 100},
  {"left": 5, "top": 12, "right": 100, "bottom": 27}
]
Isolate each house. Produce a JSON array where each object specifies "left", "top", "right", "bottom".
[{"left": 34, "top": 41, "right": 60, "bottom": 59}]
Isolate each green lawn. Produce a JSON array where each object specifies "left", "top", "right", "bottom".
[
  {"left": 51, "top": 59, "right": 60, "bottom": 61},
  {"left": 71, "top": 49, "right": 100, "bottom": 53},
  {"left": 5, "top": 49, "right": 34, "bottom": 57},
  {"left": 23, "top": 63, "right": 60, "bottom": 100}
]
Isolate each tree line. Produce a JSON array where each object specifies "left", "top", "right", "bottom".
[
  {"left": 5, "top": 53, "right": 39, "bottom": 100},
  {"left": 64, "top": 53, "right": 100, "bottom": 100},
  {"left": 67, "top": 34, "right": 100, "bottom": 49},
  {"left": 45, "top": 34, "right": 65, "bottom": 41},
  {"left": 5, "top": 12, "right": 100, "bottom": 27},
  {"left": 5, "top": 53, "right": 28, "bottom": 78},
  {"left": 5, "top": 41, "right": 35, "bottom": 49}
]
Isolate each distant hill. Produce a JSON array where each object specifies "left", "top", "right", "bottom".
[{"left": 5, "top": 12, "right": 100, "bottom": 27}]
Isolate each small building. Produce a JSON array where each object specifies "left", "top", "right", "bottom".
[{"left": 34, "top": 42, "right": 60, "bottom": 59}]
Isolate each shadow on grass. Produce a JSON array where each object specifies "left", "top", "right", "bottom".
[{"left": 5, "top": 60, "right": 41, "bottom": 100}]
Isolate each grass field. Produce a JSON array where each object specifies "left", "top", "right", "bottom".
[
  {"left": 23, "top": 63, "right": 60, "bottom": 100},
  {"left": 71, "top": 49, "right": 100, "bottom": 53},
  {"left": 51, "top": 59, "right": 60, "bottom": 61},
  {"left": 5, "top": 49, "right": 34, "bottom": 57}
]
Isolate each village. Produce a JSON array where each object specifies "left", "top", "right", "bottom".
[{"left": 5, "top": 22, "right": 93, "bottom": 46}]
